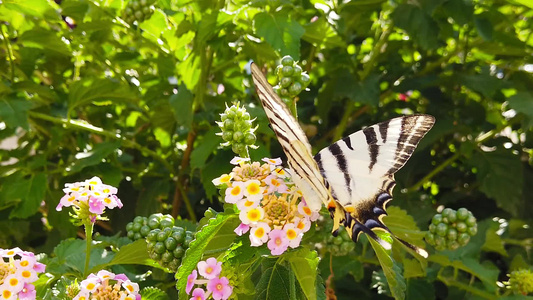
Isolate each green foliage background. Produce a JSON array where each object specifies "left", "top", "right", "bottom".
[{"left": 0, "top": 0, "right": 532, "bottom": 299}]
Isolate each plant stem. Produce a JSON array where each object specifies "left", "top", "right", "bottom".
[
  {"left": 29, "top": 111, "right": 174, "bottom": 173},
  {"left": 84, "top": 222, "right": 94, "bottom": 277},
  {"left": 0, "top": 24, "right": 15, "bottom": 82},
  {"left": 438, "top": 274, "right": 498, "bottom": 300},
  {"left": 407, "top": 152, "right": 461, "bottom": 192}
]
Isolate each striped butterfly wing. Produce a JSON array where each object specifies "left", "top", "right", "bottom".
[
  {"left": 315, "top": 115, "right": 434, "bottom": 256},
  {"left": 250, "top": 62, "right": 331, "bottom": 212},
  {"left": 251, "top": 62, "right": 434, "bottom": 257}
]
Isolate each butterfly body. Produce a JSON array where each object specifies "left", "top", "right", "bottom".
[{"left": 250, "top": 62, "right": 434, "bottom": 257}]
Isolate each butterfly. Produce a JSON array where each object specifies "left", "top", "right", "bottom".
[{"left": 250, "top": 62, "right": 434, "bottom": 257}]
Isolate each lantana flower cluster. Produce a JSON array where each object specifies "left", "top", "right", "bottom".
[
  {"left": 186, "top": 258, "right": 233, "bottom": 300},
  {"left": 0, "top": 248, "right": 46, "bottom": 300},
  {"left": 56, "top": 176, "right": 122, "bottom": 223},
  {"left": 72, "top": 270, "right": 140, "bottom": 300},
  {"left": 212, "top": 157, "right": 319, "bottom": 256}
]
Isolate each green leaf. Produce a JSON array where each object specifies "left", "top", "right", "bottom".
[
  {"left": 93, "top": 239, "right": 166, "bottom": 272},
  {"left": 190, "top": 128, "right": 220, "bottom": 169},
  {"left": 384, "top": 206, "right": 426, "bottom": 249},
  {"left": 286, "top": 248, "right": 320, "bottom": 300},
  {"left": 471, "top": 149, "right": 523, "bottom": 215},
  {"left": 406, "top": 278, "right": 435, "bottom": 300},
  {"left": 392, "top": 4, "right": 439, "bottom": 50},
  {"left": 140, "top": 287, "right": 170, "bottom": 300},
  {"left": 68, "top": 140, "right": 122, "bottom": 173},
  {"left": 175, "top": 211, "right": 239, "bottom": 298},
  {"left": 459, "top": 73, "right": 502, "bottom": 98},
  {"left": 254, "top": 11, "right": 305, "bottom": 59},
  {"left": 370, "top": 238, "right": 406, "bottom": 300},
  {"left": 481, "top": 223, "right": 507, "bottom": 257},
  {"left": 19, "top": 28, "right": 71, "bottom": 57},
  {"left": 441, "top": 0, "right": 473, "bottom": 25},
  {"left": 302, "top": 17, "right": 344, "bottom": 48},
  {"left": 68, "top": 79, "right": 138, "bottom": 110},
  {"left": 474, "top": 14, "right": 493, "bottom": 41},
  {"left": 508, "top": 91, "right": 533, "bottom": 129},
  {"left": 169, "top": 84, "right": 194, "bottom": 130},
  {"left": 0, "top": 97, "right": 31, "bottom": 129},
  {"left": 3, "top": 0, "right": 57, "bottom": 18},
  {"left": 10, "top": 173, "right": 46, "bottom": 218},
  {"left": 255, "top": 258, "right": 292, "bottom": 300}
]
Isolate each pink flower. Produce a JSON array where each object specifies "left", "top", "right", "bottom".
[
  {"left": 267, "top": 229, "right": 290, "bottom": 255},
  {"left": 197, "top": 258, "right": 222, "bottom": 280},
  {"left": 186, "top": 270, "right": 197, "bottom": 294},
  {"left": 297, "top": 200, "right": 319, "bottom": 221},
  {"left": 18, "top": 283, "right": 36, "bottom": 300},
  {"left": 262, "top": 157, "right": 282, "bottom": 165},
  {"left": 283, "top": 223, "right": 302, "bottom": 248},
  {"left": 207, "top": 277, "right": 233, "bottom": 300},
  {"left": 88, "top": 197, "right": 105, "bottom": 215},
  {"left": 234, "top": 223, "right": 250, "bottom": 236},
  {"left": 190, "top": 288, "right": 206, "bottom": 300},
  {"left": 249, "top": 222, "right": 271, "bottom": 246},
  {"left": 33, "top": 262, "right": 46, "bottom": 273}
]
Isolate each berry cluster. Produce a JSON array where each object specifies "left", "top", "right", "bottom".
[
  {"left": 273, "top": 55, "right": 311, "bottom": 103},
  {"left": 122, "top": 0, "right": 156, "bottom": 25},
  {"left": 311, "top": 215, "right": 354, "bottom": 256},
  {"left": 126, "top": 213, "right": 174, "bottom": 241},
  {"left": 216, "top": 104, "right": 257, "bottom": 156},
  {"left": 146, "top": 226, "right": 194, "bottom": 272},
  {"left": 506, "top": 269, "right": 533, "bottom": 296},
  {"left": 425, "top": 208, "right": 477, "bottom": 251}
]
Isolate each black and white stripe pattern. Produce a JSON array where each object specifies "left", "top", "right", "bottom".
[{"left": 250, "top": 62, "right": 434, "bottom": 258}]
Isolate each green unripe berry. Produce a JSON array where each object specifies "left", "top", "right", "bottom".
[
  {"left": 456, "top": 208, "right": 469, "bottom": 220},
  {"left": 448, "top": 241, "right": 460, "bottom": 250},
  {"left": 289, "top": 82, "right": 303, "bottom": 95},
  {"left": 140, "top": 0, "right": 149, "bottom": 6},
  {"left": 161, "top": 251, "right": 174, "bottom": 263},
  {"left": 467, "top": 226, "right": 477, "bottom": 236},
  {"left": 232, "top": 143, "right": 245, "bottom": 154},
  {"left": 134, "top": 11, "right": 144, "bottom": 21},
  {"left": 281, "top": 66, "right": 294, "bottom": 76},
  {"left": 149, "top": 251, "right": 161, "bottom": 261},
  {"left": 429, "top": 223, "right": 436, "bottom": 233},
  {"left": 223, "top": 119, "right": 235, "bottom": 130},
  {"left": 165, "top": 237, "right": 178, "bottom": 250},
  {"left": 292, "top": 65, "right": 302, "bottom": 77},
  {"left": 160, "top": 216, "right": 174, "bottom": 228},
  {"left": 300, "top": 73, "right": 310, "bottom": 87},
  {"left": 132, "top": 223, "right": 142, "bottom": 232},
  {"left": 184, "top": 232, "right": 194, "bottom": 247},
  {"left": 243, "top": 112, "right": 251, "bottom": 120},
  {"left": 125, "top": 7, "right": 133, "bottom": 15},
  {"left": 279, "top": 88, "right": 290, "bottom": 97},
  {"left": 149, "top": 213, "right": 163, "bottom": 221},
  {"left": 436, "top": 223, "right": 448, "bottom": 237},
  {"left": 157, "top": 230, "right": 169, "bottom": 242},
  {"left": 280, "top": 97, "right": 292, "bottom": 106},
  {"left": 281, "top": 56, "right": 294, "bottom": 66},
  {"left": 280, "top": 77, "right": 292, "bottom": 88},
  {"left": 173, "top": 246, "right": 185, "bottom": 258},
  {"left": 148, "top": 218, "right": 160, "bottom": 229},
  {"left": 333, "top": 236, "right": 343, "bottom": 246},
  {"left": 233, "top": 131, "right": 244, "bottom": 142},
  {"left": 425, "top": 232, "right": 435, "bottom": 245},
  {"left": 142, "top": 6, "right": 151, "bottom": 15},
  {"left": 134, "top": 216, "right": 145, "bottom": 224},
  {"left": 229, "top": 105, "right": 238, "bottom": 113},
  {"left": 140, "top": 225, "right": 151, "bottom": 237},
  {"left": 131, "top": 1, "right": 141, "bottom": 10},
  {"left": 434, "top": 235, "right": 446, "bottom": 247},
  {"left": 447, "top": 228, "right": 458, "bottom": 241},
  {"left": 222, "top": 130, "right": 233, "bottom": 142},
  {"left": 147, "top": 241, "right": 155, "bottom": 251},
  {"left": 275, "top": 65, "right": 283, "bottom": 77},
  {"left": 133, "top": 232, "right": 142, "bottom": 240},
  {"left": 244, "top": 133, "right": 256, "bottom": 145},
  {"left": 168, "top": 258, "right": 181, "bottom": 271},
  {"left": 127, "top": 231, "right": 135, "bottom": 239},
  {"left": 172, "top": 227, "right": 185, "bottom": 244},
  {"left": 226, "top": 109, "right": 236, "bottom": 119},
  {"left": 465, "top": 216, "right": 477, "bottom": 227},
  {"left": 458, "top": 233, "right": 470, "bottom": 246},
  {"left": 126, "top": 222, "right": 134, "bottom": 231},
  {"left": 154, "top": 242, "right": 166, "bottom": 254},
  {"left": 442, "top": 208, "right": 453, "bottom": 220},
  {"left": 456, "top": 222, "right": 467, "bottom": 232},
  {"left": 432, "top": 214, "right": 443, "bottom": 225},
  {"left": 146, "top": 230, "right": 158, "bottom": 242},
  {"left": 447, "top": 210, "right": 457, "bottom": 223}
]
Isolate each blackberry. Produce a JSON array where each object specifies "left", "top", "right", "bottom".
[{"left": 425, "top": 208, "right": 477, "bottom": 251}]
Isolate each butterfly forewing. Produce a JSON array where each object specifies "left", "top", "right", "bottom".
[{"left": 250, "top": 63, "right": 330, "bottom": 211}]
